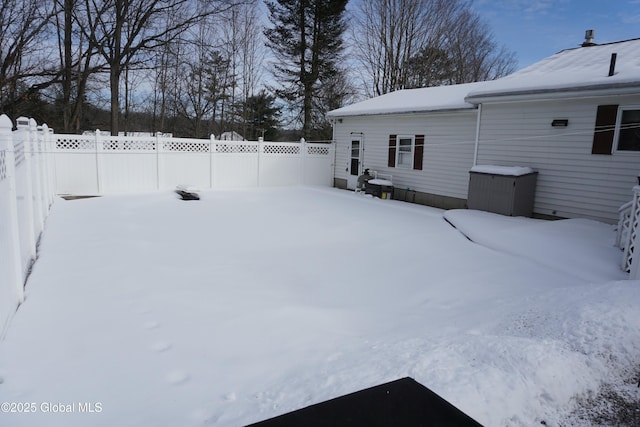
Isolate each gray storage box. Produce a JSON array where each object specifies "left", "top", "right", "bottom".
[
  {"left": 467, "top": 166, "right": 538, "bottom": 217},
  {"left": 365, "top": 179, "right": 394, "bottom": 200}
]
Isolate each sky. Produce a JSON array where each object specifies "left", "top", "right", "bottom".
[{"left": 473, "top": 0, "right": 640, "bottom": 70}]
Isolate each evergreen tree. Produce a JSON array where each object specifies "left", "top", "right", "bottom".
[
  {"left": 264, "top": 0, "right": 348, "bottom": 138},
  {"left": 242, "top": 90, "right": 281, "bottom": 140}
]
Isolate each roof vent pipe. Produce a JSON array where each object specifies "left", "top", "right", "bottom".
[
  {"left": 608, "top": 53, "right": 617, "bottom": 77},
  {"left": 582, "top": 29, "right": 596, "bottom": 46}
]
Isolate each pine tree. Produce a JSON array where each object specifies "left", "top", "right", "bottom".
[
  {"left": 243, "top": 90, "right": 281, "bottom": 141},
  {"left": 264, "top": 0, "right": 348, "bottom": 138}
]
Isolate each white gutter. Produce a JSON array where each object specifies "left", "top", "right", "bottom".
[
  {"left": 473, "top": 103, "right": 482, "bottom": 166},
  {"left": 466, "top": 83, "right": 640, "bottom": 104}
]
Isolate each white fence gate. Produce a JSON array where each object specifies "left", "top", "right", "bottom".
[
  {"left": 0, "top": 115, "right": 335, "bottom": 337},
  {"left": 53, "top": 133, "right": 334, "bottom": 195}
]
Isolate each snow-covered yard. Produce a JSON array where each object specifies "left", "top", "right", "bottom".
[{"left": 0, "top": 187, "right": 639, "bottom": 426}]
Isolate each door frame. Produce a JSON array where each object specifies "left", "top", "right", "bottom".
[{"left": 346, "top": 134, "right": 363, "bottom": 190}]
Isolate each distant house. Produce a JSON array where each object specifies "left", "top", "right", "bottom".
[
  {"left": 328, "top": 36, "right": 640, "bottom": 224},
  {"left": 219, "top": 131, "right": 245, "bottom": 141}
]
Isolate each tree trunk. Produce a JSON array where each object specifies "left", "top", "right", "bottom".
[
  {"left": 110, "top": 63, "right": 120, "bottom": 136},
  {"left": 62, "top": 0, "right": 73, "bottom": 132},
  {"left": 110, "top": 0, "right": 123, "bottom": 136}
]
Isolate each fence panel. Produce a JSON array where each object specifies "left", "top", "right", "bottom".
[
  {"left": 51, "top": 133, "right": 334, "bottom": 194},
  {"left": 99, "top": 136, "right": 158, "bottom": 193},
  {"left": 14, "top": 119, "right": 37, "bottom": 276},
  {"left": 160, "top": 138, "right": 211, "bottom": 189},
  {"left": 259, "top": 142, "right": 302, "bottom": 187},
  {"left": 0, "top": 115, "right": 55, "bottom": 337},
  {"left": 304, "top": 143, "right": 334, "bottom": 186},
  {"left": 0, "top": 115, "right": 24, "bottom": 336},
  {"left": 54, "top": 134, "right": 100, "bottom": 195},
  {"left": 213, "top": 141, "right": 259, "bottom": 188}
]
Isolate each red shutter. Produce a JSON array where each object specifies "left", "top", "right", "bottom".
[
  {"left": 414, "top": 135, "right": 424, "bottom": 170},
  {"left": 388, "top": 135, "right": 397, "bottom": 167},
  {"left": 591, "top": 105, "right": 618, "bottom": 154}
]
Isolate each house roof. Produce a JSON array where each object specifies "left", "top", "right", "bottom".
[
  {"left": 327, "top": 38, "right": 640, "bottom": 118},
  {"left": 326, "top": 82, "right": 484, "bottom": 117},
  {"left": 466, "top": 38, "right": 640, "bottom": 102}
]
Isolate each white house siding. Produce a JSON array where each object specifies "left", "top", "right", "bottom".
[
  {"left": 333, "top": 110, "right": 477, "bottom": 200},
  {"left": 476, "top": 94, "right": 640, "bottom": 223}
]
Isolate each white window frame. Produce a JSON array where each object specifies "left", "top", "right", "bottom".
[
  {"left": 395, "top": 135, "right": 414, "bottom": 169},
  {"left": 614, "top": 105, "right": 640, "bottom": 153}
]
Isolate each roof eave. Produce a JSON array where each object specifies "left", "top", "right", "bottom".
[
  {"left": 465, "top": 81, "right": 640, "bottom": 104},
  {"left": 327, "top": 105, "right": 477, "bottom": 118}
]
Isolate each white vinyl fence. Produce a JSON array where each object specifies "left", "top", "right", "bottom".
[
  {"left": 0, "top": 115, "right": 56, "bottom": 337},
  {"left": 53, "top": 132, "right": 335, "bottom": 195},
  {"left": 0, "top": 115, "right": 335, "bottom": 336}
]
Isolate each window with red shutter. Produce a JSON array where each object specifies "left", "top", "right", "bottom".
[{"left": 591, "top": 105, "right": 618, "bottom": 154}]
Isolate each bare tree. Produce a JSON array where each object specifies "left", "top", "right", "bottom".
[
  {"left": 81, "top": 0, "right": 235, "bottom": 135},
  {"left": 218, "top": 1, "right": 264, "bottom": 137},
  {"left": 173, "top": 16, "right": 220, "bottom": 138},
  {"left": 351, "top": 0, "right": 452, "bottom": 96},
  {"left": 441, "top": 8, "right": 517, "bottom": 84},
  {"left": 236, "top": 3, "right": 265, "bottom": 138},
  {"left": 0, "top": 0, "right": 57, "bottom": 117},
  {"left": 146, "top": 11, "right": 184, "bottom": 135},
  {"left": 352, "top": 0, "right": 516, "bottom": 95},
  {"left": 54, "top": 0, "right": 107, "bottom": 133}
]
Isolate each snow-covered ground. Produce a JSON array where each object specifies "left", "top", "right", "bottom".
[{"left": 0, "top": 187, "right": 639, "bottom": 426}]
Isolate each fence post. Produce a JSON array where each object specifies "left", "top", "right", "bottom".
[
  {"left": 257, "top": 138, "right": 262, "bottom": 187},
  {"left": 328, "top": 141, "right": 335, "bottom": 187},
  {"left": 48, "top": 127, "right": 57, "bottom": 199},
  {"left": 36, "top": 124, "right": 49, "bottom": 219},
  {"left": 16, "top": 117, "right": 37, "bottom": 264},
  {"left": 156, "top": 133, "right": 163, "bottom": 190},
  {"left": 0, "top": 115, "right": 25, "bottom": 305},
  {"left": 95, "top": 129, "right": 103, "bottom": 194},
  {"left": 209, "top": 134, "right": 215, "bottom": 189},
  {"left": 40, "top": 124, "right": 52, "bottom": 206},
  {"left": 29, "top": 118, "right": 44, "bottom": 236},
  {"left": 300, "top": 137, "right": 306, "bottom": 186}
]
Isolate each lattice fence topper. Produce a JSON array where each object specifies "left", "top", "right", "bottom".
[
  {"left": 262, "top": 144, "right": 300, "bottom": 155},
  {"left": 215, "top": 143, "right": 258, "bottom": 154},
  {"left": 55, "top": 137, "right": 95, "bottom": 150},
  {"left": 0, "top": 150, "right": 7, "bottom": 182},
  {"left": 622, "top": 189, "right": 640, "bottom": 273},
  {"left": 14, "top": 139, "right": 25, "bottom": 167},
  {"left": 163, "top": 141, "right": 210, "bottom": 152},
  {"left": 103, "top": 139, "right": 156, "bottom": 151},
  {"left": 307, "top": 145, "right": 330, "bottom": 156}
]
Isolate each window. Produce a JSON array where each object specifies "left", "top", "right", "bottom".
[
  {"left": 387, "top": 134, "right": 424, "bottom": 170},
  {"left": 397, "top": 136, "right": 414, "bottom": 167},
  {"left": 616, "top": 107, "right": 640, "bottom": 152},
  {"left": 592, "top": 105, "right": 640, "bottom": 154}
]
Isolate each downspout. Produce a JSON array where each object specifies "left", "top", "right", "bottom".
[
  {"left": 332, "top": 118, "right": 337, "bottom": 186},
  {"left": 473, "top": 103, "right": 482, "bottom": 166}
]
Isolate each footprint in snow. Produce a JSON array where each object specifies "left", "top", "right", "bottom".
[
  {"left": 151, "top": 341, "right": 172, "bottom": 353},
  {"left": 143, "top": 320, "right": 160, "bottom": 330},
  {"left": 165, "top": 370, "right": 190, "bottom": 385},
  {"left": 133, "top": 306, "right": 151, "bottom": 315}
]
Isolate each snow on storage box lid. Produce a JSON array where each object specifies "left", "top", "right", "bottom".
[
  {"left": 470, "top": 165, "right": 535, "bottom": 176},
  {"left": 368, "top": 179, "right": 393, "bottom": 186}
]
